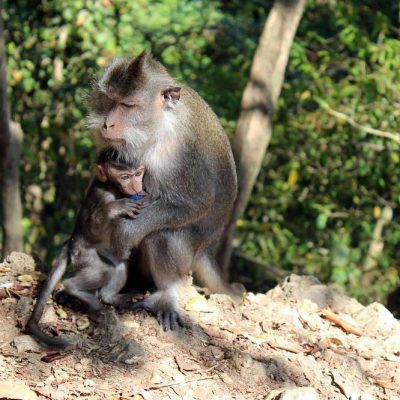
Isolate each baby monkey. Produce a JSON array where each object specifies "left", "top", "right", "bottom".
[{"left": 28, "top": 149, "right": 147, "bottom": 348}]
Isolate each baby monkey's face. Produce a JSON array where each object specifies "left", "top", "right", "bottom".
[
  {"left": 95, "top": 163, "right": 145, "bottom": 196},
  {"left": 109, "top": 165, "right": 145, "bottom": 196}
]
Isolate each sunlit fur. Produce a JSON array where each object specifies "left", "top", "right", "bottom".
[
  {"left": 86, "top": 50, "right": 238, "bottom": 331},
  {"left": 86, "top": 51, "right": 185, "bottom": 166}
]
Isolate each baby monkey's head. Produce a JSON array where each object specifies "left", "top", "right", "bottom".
[{"left": 95, "top": 148, "right": 145, "bottom": 196}]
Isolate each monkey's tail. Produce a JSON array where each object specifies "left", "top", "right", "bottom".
[{"left": 27, "top": 243, "right": 71, "bottom": 348}]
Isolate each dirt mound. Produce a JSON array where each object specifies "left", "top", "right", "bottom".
[{"left": 0, "top": 252, "right": 399, "bottom": 399}]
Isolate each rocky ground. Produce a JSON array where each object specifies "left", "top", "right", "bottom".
[{"left": 0, "top": 252, "right": 399, "bottom": 400}]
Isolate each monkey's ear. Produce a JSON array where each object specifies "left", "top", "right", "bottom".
[
  {"left": 94, "top": 164, "right": 108, "bottom": 182},
  {"left": 161, "top": 87, "right": 181, "bottom": 108},
  {"left": 127, "top": 49, "right": 152, "bottom": 77}
]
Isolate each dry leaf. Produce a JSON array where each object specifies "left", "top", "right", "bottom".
[
  {"left": 242, "top": 332, "right": 269, "bottom": 345},
  {"left": 374, "top": 377, "right": 397, "bottom": 389},
  {"left": 184, "top": 295, "right": 216, "bottom": 313},
  {"left": 322, "top": 308, "right": 363, "bottom": 336},
  {"left": 17, "top": 275, "right": 33, "bottom": 283},
  {"left": 40, "top": 351, "right": 67, "bottom": 363},
  {"left": 175, "top": 355, "right": 199, "bottom": 372}
]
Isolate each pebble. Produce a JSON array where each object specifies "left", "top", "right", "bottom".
[
  {"left": 266, "top": 387, "right": 320, "bottom": 400},
  {"left": 56, "top": 308, "right": 68, "bottom": 319}
]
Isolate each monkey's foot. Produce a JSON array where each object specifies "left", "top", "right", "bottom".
[
  {"left": 109, "top": 293, "right": 138, "bottom": 312},
  {"left": 130, "top": 299, "right": 186, "bottom": 331}
]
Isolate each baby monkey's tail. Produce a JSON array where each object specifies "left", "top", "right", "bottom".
[{"left": 27, "top": 243, "right": 71, "bottom": 348}]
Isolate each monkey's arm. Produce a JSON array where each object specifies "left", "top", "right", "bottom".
[
  {"left": 88, "top": 196, "right": 144, "bottom": 239},
  {"left": 111, "top": 188, "right": 215, "bottom": 258}
]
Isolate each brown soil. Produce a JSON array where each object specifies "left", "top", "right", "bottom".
[{"left": 0, "top": 252, "right": 399, "bottom": 400}]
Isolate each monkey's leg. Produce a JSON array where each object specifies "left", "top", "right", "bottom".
[
  {"left": 62, "top": 248, "right": 110, "bottom": 312},
  {"left": 96, "top": 249, "right": 129, "bottom": 306},
  {"left": 62, "top": 275, "right": 104, "bottom": 312},
  {"left": 131, "top": 232, "right": 192, "bottom": 331},
  {"left": 192, "top": 249, "right": 243, "bottom": 302}
]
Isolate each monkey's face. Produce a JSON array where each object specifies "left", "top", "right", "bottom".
[
  {"left": 108, "top": 165, "right": 145, "bottom": 196},
  {"left": 87, "top": 51, "right": 181, "bottom": 152}
]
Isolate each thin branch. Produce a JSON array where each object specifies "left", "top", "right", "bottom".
[
  {"left": 144, "top": 376, "right": 215, "bottom": 391},
  {"left": 322, "top": 105, "right": 400, "bottom": 144}
]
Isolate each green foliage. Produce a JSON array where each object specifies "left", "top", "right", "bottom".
[
  {"left": 3, "top": 0, "right": 399, "bottom": 304},
  {"left": 4, "top": 0, "right": 268, "bottom": 257},
  {"left": 237, "top": 0, "right": 400, "bottom": 303}
]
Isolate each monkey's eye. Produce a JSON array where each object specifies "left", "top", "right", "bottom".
[
  {"left": 120, "top": 175, "right": 130, "bottom": 180},
  {"left": 134, "top": 171, "right": 143, "bottom": 177},
  {"left": 121, "top": 103, "right": 135, "bottom": 109},
  {"left": 163, "top": 94, "right": 172, "bottom": 101}
]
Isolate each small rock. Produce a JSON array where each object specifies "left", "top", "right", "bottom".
[
  {"left": 150, "top": 373, "right": 163, "bottom": 384},
  {"left": 41, "top": 306, "right": 58, "bottom": 324},
  {"left": 0, "top": 380, "right": 38, "bottom": 400},
  {"left": 383, "top": 333, "right": 400, "bottom": 355},
  {"left": 266, "top": 387, "right": 319, "bottom": 400},
  {"left": 330, "top": 369, "right": 361, "bottom": 399},
  {"left": 5, "top": 252, "right": 36, "bottom": 274},
  {"left": 123, "top": 320, "right": 140, "bottom": 328},
  {"left": 326, "top": 284, "right": 364, "bottom": 315},
  {"left": 53, "top": 368, "right": 69, "bottom": 384},
  {"left": 268, "top": 275, "right": 325, "bottom": 304},
  {"left": 17, "top": 274, "right": 33, "bottom": 282},
  {"left": 76, "top": 316, "right": 90, "bottom": 330},
  {"left": 44, "top": 375, "right": 55, "bottom": 386},
  {"left": 246, "top": 292, "right": 259, "bottom": 303},
  {"left": 55, "top": 308, "right": 68, "bottom": 319},
  {"left": 360, "top": 395, "right": 375, "bottom": 400},
  {"left": 0, "top": 280, "right": 13, "bottom": 289},
  {"left": 2, "top": 297, "right": 17, "bottom": 304},
  {"left": 219, "top": 372, "right": 234, "bottom": 385},
  {"left": 84, "top": 379, "right": 96, "bottom": 388},
  {"left": 80, "top": 357, "right": 91, "bottom": 366},
  {"left": 13, "top": 335, "right": 42, "bottom": 353},
  {"left": 74, "top": 363, "right": 83, "bottom": 372},
  {"left": 356, "top": 303, "right": 400, "bottom": 337}
]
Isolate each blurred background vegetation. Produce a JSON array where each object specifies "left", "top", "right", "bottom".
[{"left": 2, "top": 0, "right": 399, "bottom": 306}]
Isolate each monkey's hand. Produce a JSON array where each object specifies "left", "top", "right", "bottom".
[
  {"left": 110, "top": 195, "right": 212, "bottom": 255},
  {"left": 107, "top": 198, "right": 147, "bottom": 220},
  {"left": 129, "top": 295, "right": 186, "bottom": 331}
]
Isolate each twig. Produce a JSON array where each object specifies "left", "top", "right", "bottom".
[
  {"left": 321, "top": 104, "right": 400, "bottom": 144},
  {"left": 321, "top": 308, "right": 363, "bottom": 336},
  {"left": 266, "top": 340, "right": 303, "bottom": 354},
  {"left": 144, "top": 376, "right": 215, "bottom": 391}
]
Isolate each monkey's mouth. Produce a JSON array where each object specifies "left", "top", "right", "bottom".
[{"left": 104, "top": 137, "right": 127, "bottom": 145}]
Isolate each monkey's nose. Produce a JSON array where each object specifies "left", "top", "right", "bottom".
[{"left": 103, "top": 121, "right": 115, "bottom": 130}]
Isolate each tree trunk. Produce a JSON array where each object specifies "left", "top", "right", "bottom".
[
  {"left": 0, "top": 2, "right": 23, "bottom": 257},
  {"left": 219, "top": 0, "right": 306, "bottom": 274}
]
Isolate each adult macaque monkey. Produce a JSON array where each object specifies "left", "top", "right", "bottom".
[
  {"left": 87, "top": 50, "right": 239, "bottom": 331},
  {"left": 28, "top": 150, "right": 147, "bottom": 348}
]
